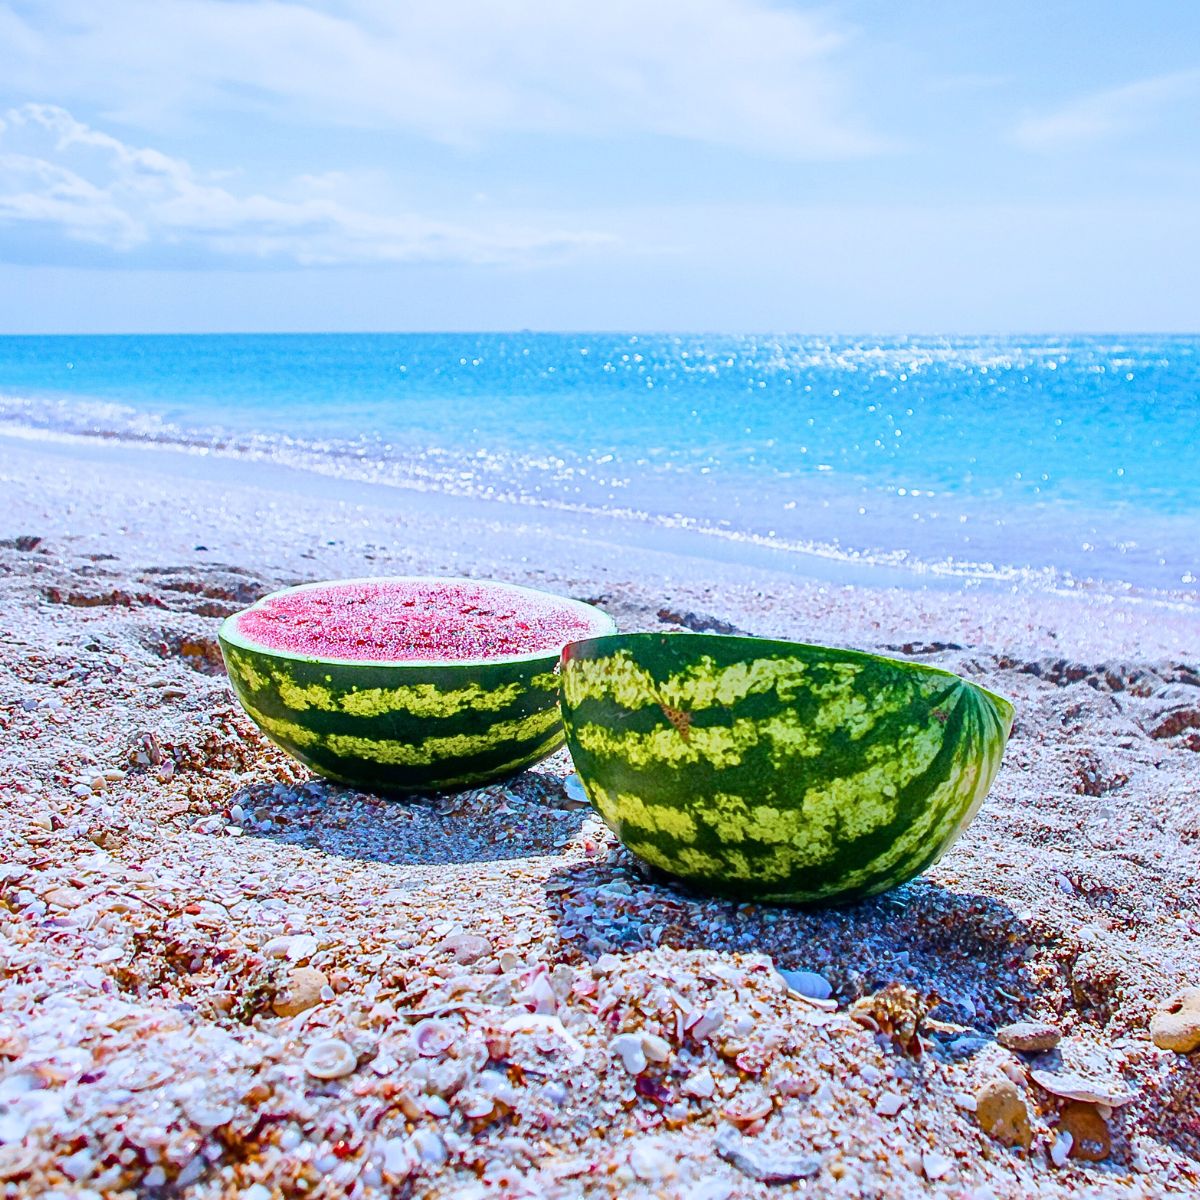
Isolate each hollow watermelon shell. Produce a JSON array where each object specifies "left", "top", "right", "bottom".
[
  {"left": 218, "top": 577, "right": 617, "bottom": 794},
  {"left": 559, "top": 632, "right": 1014, "bottom": 904}
]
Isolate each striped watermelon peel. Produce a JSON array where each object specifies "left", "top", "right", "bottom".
[
  {"left": 219, "top": 577, "right": 616, "bottom": 794},
  {"left": 559, "top": 632, "right": 1014, "bottom": 904}
]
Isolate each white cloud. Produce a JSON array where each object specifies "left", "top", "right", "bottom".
[
  {"left": 0, "top": 0, "right": 881, "bottom": 159},
  {"left": 1012, "top": 69, "right": 1200, "bottom": 152},
  {"left": 0, "top": 104, "right": 611, "bottom": 266}
]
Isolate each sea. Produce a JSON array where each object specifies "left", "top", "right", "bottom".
[{"left": 1, "top": 332, "right": 1197, "bottom": 598}]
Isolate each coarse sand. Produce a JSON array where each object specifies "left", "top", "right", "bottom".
[{"left": 1, "top": 435, "right": 1198, "bottom": 1199}]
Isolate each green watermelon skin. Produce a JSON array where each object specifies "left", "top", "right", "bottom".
[
  {"left": 219, "top": 583, "right": 616, "bottom": 794},
  {"left": 559, "top": 633, "right": 1014, "bottom": 904}
]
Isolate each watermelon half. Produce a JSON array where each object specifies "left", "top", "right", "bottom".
[
  {"left": 218, "top": 577, "right": 616, "bottom": 793},
  {"left": 559, "top": 632, "right": 1013, "bottom": 904}
]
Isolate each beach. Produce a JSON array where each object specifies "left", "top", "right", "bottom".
[{"left": 1, "top": 431, "right": 1198, "bottom": 1198}]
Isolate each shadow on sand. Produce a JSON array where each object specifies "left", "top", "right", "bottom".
[
  {"left": 541, "top": 844, "right": 1048, "bottom": 1045},
  {"left": 226, "top": 763, "right": 589, "bottom": 868}
]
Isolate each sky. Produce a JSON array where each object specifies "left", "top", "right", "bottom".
[{"left": 0, "top": 0, "right": 1197, "bottom": 333}]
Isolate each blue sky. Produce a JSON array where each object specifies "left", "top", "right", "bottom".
[{"left": 0, "top": 0, "right": 1197, "bottom": 332}]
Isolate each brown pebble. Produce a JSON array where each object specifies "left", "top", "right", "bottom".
[
  {"left": 974, "top": 1077, "right": 1032, "bottom": 1149},
  {"left": 272, "top": 966, "right": 329, "bottom": 1017},
  {"left": 1061, "top": 1101, "right": 1111, "bottom": 1162},
  {"left": 996, "top": 1020, "right": 1062, "bottom": 1054},
  {"left": 1149, "top": 987, "right": 1200, "bottom": 1053}
]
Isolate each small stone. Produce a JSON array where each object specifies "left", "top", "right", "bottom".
[
  {"left": 610, "top": 1033, "right": 647, "bottom": 1074},
  {"left": 714, "top": 1131, "right": 820, "bottom": 1183},
  {"left": 1150, "top": 987, "right": 1200, "bottom": 1053},
  {"left": 641, "top": 1033, "right": 672, "bottom": 1064},
  {"left": 272, "top": 967, "right": 329, "bottom": 1017},
  {"left": 876, "top": 1090, "right": 905, "bottom": 1117},
  {"left": 1060, "top": 1102, "right": 1111, "bottom": 1162},
  {"left": 996, "top": 1020, "right": 1061, "bottom": 1054},
  {"left": 1049, "top": 1131, "right": 1073, "bottom": 1168},
  {"left": 974, "top": 1078, "right": 1032, "bottom": 1149},
  {"left": 437, "top": 932, "right": 492, "bottom": 965},
  {"left": 922, "top": 1151, "right": 954, "bottom": 1181},
  {"left": 682, "top": 1068, "right": 716, "bottom": 1099},
  {"left": 303, "top": 1037, "right": 356, "bottom": 1080}
]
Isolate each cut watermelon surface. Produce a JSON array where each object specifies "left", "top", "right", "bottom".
[
  {"left": 219, "top": 577, "right": 616, "bottom": 793},
  {"left": 233, "top": 578, "right": 604, "bottom": 662}
]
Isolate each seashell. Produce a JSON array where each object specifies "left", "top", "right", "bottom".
[
  {"left": 411, "top": 1018, "right": 455, "bottom": 1058},
  {"left": 776, "top": 969, "right": 833, "bottom": 1001},
  {"left": 1030, "top": 1068, "right": 1135, "bottom": 1107},
  {"left": 303, "top": 1037, "right": 357, "bottom": 1080}
]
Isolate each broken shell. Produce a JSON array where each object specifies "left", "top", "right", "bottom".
[
  {"left": 1030, "top": 1068, "right": 1135, "bottom": 1107},
  {"left": 685, "top": 1006, "right": 724, "bottom": 1040},
  {"left": 411, "top": 1018, "right": 455, "bottom": 1058},
  {"left": 303, "top": 1037, "right": 357, "bottom": 1080},
  {"left": 722, "top": 1095, "right": 773, "bottom": 1127}
]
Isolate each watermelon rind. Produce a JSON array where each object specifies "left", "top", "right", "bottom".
[
  {"left": 559, "top": 632, "right": 1014, "bottom": 904},
  {"left": 219, "top": 576, "right": 617, "bottom": 794}
]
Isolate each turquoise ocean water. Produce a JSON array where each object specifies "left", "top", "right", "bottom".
[{"left": 1, "top": 333, "right": 1196, "bottom": 595}]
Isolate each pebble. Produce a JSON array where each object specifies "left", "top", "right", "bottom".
[
  {"left": 922, "top": 1151, "right": 954, "bottom": 1181},
  {"left": 974, "top": 1078, "right": 1032, "bottom": 1149},
  {"left": 610, "top": 1033, "right": 648, "bottom": 1074},
  {"left": 1149, "top": 987, "right": 1200, "bottom": 1053},
  {"left": 996, "top": 1020, "right": 1061, "bottom": 1054},
  {"left": 436, "top": 933, "right": 492, "bottom": 965},
  {"left": 875, "top": 1090, "right": 905, "bottom": 1117},
  {"left": 714, "top": 1131, "right": 820, "bottom": 1183},
  {"left": 302, "top": 1038, "right": 357, "bottom": 1080},
  {"left": 776, "top": 969, "right": 834, "bottom": 1001},
  {"left": 682, "top": 1068, "right": 716, "bottom": 1099},
  {"left": 272, "top": 967, "right": 329, "bottom": 1018},
  {"left": 1060, "top": 1101, "right": 1111, "bottom": 1162}
]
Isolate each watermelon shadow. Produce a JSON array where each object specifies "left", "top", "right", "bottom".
[
  {"left": 542, "top": 850, "right": 1046, "bottom": 1041},
  {"left": 226, "top": 760, "right": 589, "bottom": 866}
]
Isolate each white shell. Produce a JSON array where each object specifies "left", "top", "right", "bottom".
[{"left": 303, "top": 1038, "right": 357, "bottom": 1080}]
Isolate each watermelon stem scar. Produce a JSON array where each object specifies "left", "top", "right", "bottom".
[
  {"left": 559, "top": 631, "right": 1014, "bottom": 905},
  {"left": 219, "top": 576, "right": 616, "bottom": 794}
]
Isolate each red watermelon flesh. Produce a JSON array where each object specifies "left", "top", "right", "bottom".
[{"left": 234, "top": 578, "right": 603, "bottom": 662}]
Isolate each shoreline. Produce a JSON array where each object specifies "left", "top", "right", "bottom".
[
  {"left": 1, "top": 437, "right": 1199, "bottom": 1196},
  {"left": 4, "top": 424, "right": 1200, "bottom": 613}
]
